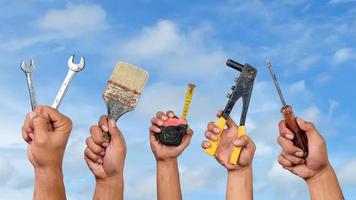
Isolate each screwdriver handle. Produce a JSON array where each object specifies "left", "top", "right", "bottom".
[
  {"left": 205, "top": 117, "right": 226, "bottom": 156},
  {"left": 281, "top": 105, "right": 309, "bottom": 157}
]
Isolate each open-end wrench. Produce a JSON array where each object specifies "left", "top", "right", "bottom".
[
  {"left": 21, "top": 59, "right": 37, "bottom": 111},
  {"left": 52, "top": 55, "right": 85, "bottom": 109}
]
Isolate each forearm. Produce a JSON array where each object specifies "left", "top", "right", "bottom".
[
  {"left": 307, "top": 163, "right": 344, "bottom": 200},
  {"left": 156, "top": 158, "right": 182, "bottom": 200},
  {"left": 94, "top": 175, "right": 124, "bottom": 200},
  {"left": 226, "top": 166, "right": 253, "bottom": 200},
  {"left": 34, "top": 168, "right": 66, "bottom": 200}
]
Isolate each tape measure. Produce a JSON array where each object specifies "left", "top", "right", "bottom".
[{"left": 181, "top": 83, "right": 196, "bottom": 120}]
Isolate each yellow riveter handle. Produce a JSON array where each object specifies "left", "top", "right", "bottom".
[
  {"left": 204, "top": 116, "right": 226, "bottom": 156},
  {"left": 229, "top": 125, "right": 246, "bottom": 165}
]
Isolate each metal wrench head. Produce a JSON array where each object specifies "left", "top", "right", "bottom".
[
  {"left": 67, "top": 55, "right": 85, "bottom": 72},
  {"left": 20, "top": 59, "right": 35, "bottom": 73}
]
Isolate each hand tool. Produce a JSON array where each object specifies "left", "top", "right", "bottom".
[
  {"left": 103, "top": 61, "right": 149, "bottom": 141},
  {"left": 20, "top": 59, "right": 37, "bottom": 111},
  {"left": 265, "top": 58, "right": 308, "bottom": 157},
  {"left": 156, "top": 83, "right": 196, "bottom": 146},
  {"left": 52, "top": 55, "right": 85, "bottom": 109},
  {"left": 205, "top": 59, "right": 257, "bottom": 165}
]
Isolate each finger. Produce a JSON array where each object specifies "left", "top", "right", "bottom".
[
  {"left": 285, "top": 165, "right": 307, "bottom": 177},
  {"left": 233, "top": 135, "right": 249, "bottom": 147},
  {"left": 201, "top": 141, "right": 211, "bottom": 149},
  {"left": 23, "top": 112, "right": 35, "bottom": 134},
  {"left": 31, "top": 113, "right": 50, "bottom": 144},
  {"left": 225, "top": 116, "right": 238, "bottom": 129},
  {"left": 279, "top": 120, "right": 294, "bottom": 140},
  {"left": 151, "top": 117, "right": 164, "bottom": 126},
  {"left": 204, "top": 130, "right": 218, "bottom": 141},
  {"left": 98, "top": 115, "right": 109, "bottom": 133},
  {"left": 215, "top": 111, "right": 223, "bottom": 118},
  {"left": 278, "top": 155, "right": 293, "bottom": 167},
  {"left": 22, "top": 130, "right": 31, "bottom": 143},
  {"left": 149, "top": 125, "right": 161, "bottom": 134},
  {"left": 166, "top": 110, "right": 175, "bottom": 118},
  {"left": 84, "top": 147, "right": 102, "bottom": 163},
  {"left": 109, "top": 119, "right": 124, "bottom": 140},
  {"left": 277, "top": 136, "right": 304, "bottom": 157},
  {"left": 281, "top": 152, "right": 305, "bottom": 165},
  {"left": 179, "top": 128, "right": 193, "bottom": 149},
  {"left": 207, "top": 122, "right": 220, "bottom": 135},
  {"left": 86, "top": 137, "right": 105, "bottom": 155},
  {"left": 90, "top": 125, "right": 106, "bottom": 146},
  {"left": 296, "top": 117, "right": 316, "bottom": 132},
  {"left": 156, "top": 111, "right": 168, "bottom": 121},
  {"left": 35, "top": 105, "right": 72, "bottom": 132},
  {"left": 84, "top": 155, "right": 101, "bottom": 170}
]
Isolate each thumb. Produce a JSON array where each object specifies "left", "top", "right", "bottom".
[
  {"left": 108, "top": 119, "right": 125, "bottom": 145},
  {"left": 296, "top": 117, "right": 317, "bottom": 134},
  {"left": 226, "top": 116, "right": 238, "bottom": 129},
  {"left": 31, "top": 113, "right": 50, "bottom": 143}
]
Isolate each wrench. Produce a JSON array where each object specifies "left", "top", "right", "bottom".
[
  {"left": 21, "top": 59, "right": 37, "bottom": 111},
  {"left": 52, "top": 55, "right": 85, "bottom": 109}
]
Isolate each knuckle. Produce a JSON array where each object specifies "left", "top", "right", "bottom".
[
  {"left": 85, "top": 137, "right": 91, "bottom": 146},
  {"left": 277, "top": 136, "right": 283, "bottom": 145}
]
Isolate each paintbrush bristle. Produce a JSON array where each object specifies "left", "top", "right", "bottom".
[
  {"left": 109, "top": 61, "right": 149, "bottom": 93},
  {"left": 103, "top": 61, "right": 149, "bottom": 120}
]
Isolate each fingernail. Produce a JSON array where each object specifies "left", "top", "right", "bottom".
[
  {"left": 213, "top": 127, "right": 220, "bottom": 133},
  {"left": 100, "top": 151, "right": 105, "bottom": 156},
  {"left": 295, "top": 151, "right": 304, "bottom": 157},
  {"left": 211, "top": 134, "right": 218, "bottom": 141},
  {"left": 234, "top": 139, "right": 242, "bottom": 146},
  {"left": 162, "top": 116, "right": 168, "bottom": 120},
  {"left": 101, "top": 125, "right": 108, "bottom": 132},
  {"left": 97, "top": 158, "right": 103, "bottom": 164},
  {"left": 29, "top": 112, "right": 37, "bottom": 119},
  {"left": 286, "top": 134, "right": 294, "bottom": 140},
  {"left": 109, "top": 119, "right": 116, "bottom": 128},
  {"left": 102, "top": 142, "right": 109, "bottom": 147},
  {"left": 29, "top": 133, "right": 34, "bottom": 139}
]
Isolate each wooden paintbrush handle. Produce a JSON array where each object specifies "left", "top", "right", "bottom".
[
  {"left": 281, "top": 105, "right": 309, "bottom": 157},
  {"left": 103, "top": 131, "right": 111, "bottom": 142}
]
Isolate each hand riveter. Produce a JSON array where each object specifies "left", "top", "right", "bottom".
[{"left": 205, "top": 59, "right": 257, "bottom": 165}]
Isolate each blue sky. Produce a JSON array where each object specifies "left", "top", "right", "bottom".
[{"left": 0, "top": 0, "right": 355, "bottom": 199}]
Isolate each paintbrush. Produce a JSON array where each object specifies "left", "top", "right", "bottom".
[{"left": 103, "top": 61, "right": 149, "bottom": 140}]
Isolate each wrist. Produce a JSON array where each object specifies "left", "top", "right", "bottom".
[
  {"left": 156, "top": 157, "right": 178, "bottom": 164},
  {"left": 306, "top": 162, "right": 333, "bottom": 185},
  {"left": 228, "top": 165, "right": 252, "bottom": 177},
  {"left": 35, "top": 167, "right": 63, "bottom": 180},
  {"left": 96, "top": 174, "right": 124, "bottom": 186}
]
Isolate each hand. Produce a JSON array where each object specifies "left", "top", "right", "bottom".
[
  {"left": 201, "top": 112, "right": 256, "bottom": 171},
  {"left": 22, "top": 105, "right": 72, "bottom": 171},
  {"left": 149, "top": 111, "right": 193, "bottom": 161},
  {"left": 277, "top": 117, "right": 329, "bottom": 180},
  {"left": 84, "top": 116, "right": 126, "bottom": 181}
]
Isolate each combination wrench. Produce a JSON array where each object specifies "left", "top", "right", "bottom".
[{"left": 21, "top": 59, "right": 37, "bottom": 111}]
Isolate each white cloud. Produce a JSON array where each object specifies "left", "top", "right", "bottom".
[
  {"left": 333, "top": 48, "right": 353, "bottom": 64},
  {"left": 119, "top": 20, "right": 227, "bottom": 78},
  {"left": 288, "top": 80, "right": 306, "bottom": 94},
  {"left": 255, "top": 141, "right": 274, "bottom": 156},
  {"left": 329, "top": 0, "right": 356, "bottom": 4},
  {"left": 338, "top": 159, "right": 356, "bottom": 186},
  {"left": 35, "top": 3, "right": 108, "bottom": 37},
  {"left": 0, "top": 156, "right": 14, "bottom": 184},
  {"left": 267, "top": 160, "right": 307, "bottom": 200},
  {"left": 301, "top": 105, "right": 321, "bottom": 123}
]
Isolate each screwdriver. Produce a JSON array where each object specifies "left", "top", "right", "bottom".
[{"left": 265, "top": 59, "right": 308, "bottom": 157}]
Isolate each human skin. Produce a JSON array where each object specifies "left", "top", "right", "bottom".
[
  {"left": 150, "top": 111, "right": 193, "bottom": 200},
  {"left": 84, "top": 116, "right": 126, "bottom": 200},
  {"left": 201, "top": 112, "right": 255, "bottom": 200},
  {"left": 277, "top": 117, "right": 344, "bottom": 200},
  {"left": 22, "top": 105, "right": 73, "bottom": 200}
]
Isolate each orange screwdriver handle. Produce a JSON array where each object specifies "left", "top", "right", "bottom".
[{"left": 281, "top": 105, "right": 309, "bottom": 157}]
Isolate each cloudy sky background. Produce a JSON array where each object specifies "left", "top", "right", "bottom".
[{"left": 0, "top": 0, "right": 355, "bottom": 199}]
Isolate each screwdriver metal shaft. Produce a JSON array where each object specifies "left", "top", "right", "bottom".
[{"left": 265, "top": 59, "right": 287, "bottom": 107}]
